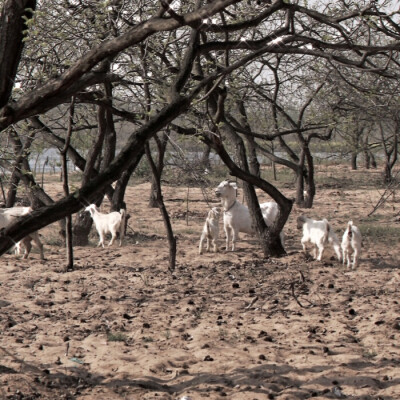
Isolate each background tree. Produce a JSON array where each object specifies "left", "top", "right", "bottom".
[{"left": 1, "top": 0, "right": 400, "bottom": 256}]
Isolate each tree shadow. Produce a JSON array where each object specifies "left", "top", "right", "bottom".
[
  {"left": 1, "top": 345, "right": 399, "bottom": 399},
  {"left": 53, "top": 358, "right": 400, "bottom": 399}
]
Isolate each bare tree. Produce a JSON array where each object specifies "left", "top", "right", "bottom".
[{"left": 2, "top": 0, "right": 400, "bottom": 256}]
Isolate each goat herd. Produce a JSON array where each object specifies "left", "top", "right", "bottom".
[
  {"left": 200, "top": 179, "right": 362, "bottom": 269},
  {"left": 0, "top": 179, "right": 361, "bottom": 269}
]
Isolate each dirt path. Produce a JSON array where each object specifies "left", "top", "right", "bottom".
[{"left": 1, "top": 173, "right": 399, "bottom": 399}]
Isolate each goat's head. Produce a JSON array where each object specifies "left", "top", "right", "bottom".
[
  {"left": 209, "top": 207, "right": 221, "bottom": 219},
  {"left": 296, "top": 215, "right": 308, "bottom": 230},
  {"left": 215, "top": 179, "right": 237, "bottom": 199},
  {"left": 84, "top": 204, "right": 97, "bottom": 217}
]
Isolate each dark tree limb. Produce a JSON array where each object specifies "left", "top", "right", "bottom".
[
  {"left": 0, "top": 0, "right": 36, "bottom": 108},
  {"left": 60, "top": 97, "right": 75, "bottom": 270}
]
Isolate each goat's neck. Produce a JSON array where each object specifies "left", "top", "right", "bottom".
[{"left": 222, "top": 198, "right": 236, "bottom": 213}]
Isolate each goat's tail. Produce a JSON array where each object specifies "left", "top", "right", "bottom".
[
  {"left": 322, "top": 219, "right": 331, "bottom": 244},
  {"left": 347, "top": 220, "right": 353, "bottom": 239},
  {"left": 119, "top": 209, "right": 126, "bottom": 245}
]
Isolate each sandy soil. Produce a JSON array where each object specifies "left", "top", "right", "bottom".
[{"left": 0, "top": 165, "right": 399, "bottom": 400}]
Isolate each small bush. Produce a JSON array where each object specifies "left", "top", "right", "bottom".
[{"left": 107, "top": 332, "right": 128, "bottom": 342}]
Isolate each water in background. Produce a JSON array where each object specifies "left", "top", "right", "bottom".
[{"left": 30, "top": 148, "right": 349, "bottom": 175}]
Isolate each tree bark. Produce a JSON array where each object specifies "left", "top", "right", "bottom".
[
  {"left": 201, "top": 145, "right": 211, "bottom": 170},
  {"left": 5, "top": 129, "right": 36, "bottom": 207},
  {"left": 351, "top": 152, "right": 357, "bottom": 170},
  {"left": 72, "top": 103, "right": 108, "bottom": 245},
  {"left": 145, "top": 139, "right": 176, "bottom": 271},
  {"left": 303, "top": 146, "right": 315, "bottom": 208},
  {"left": 207, "top": 89, "right": 290, "bottom": 257},
  {"left": 236, "top": 99, "right": 260, "bottom": 177},
  {"left": 60, "top": 97, "right": 75, "bottom": 270},
  {"left": 0, "top": 92, "right": 191, "bottom": 255},
  {"left": 148, "top": 135, "right": 168, "bottom": 208},
  {"left": 0, "top": 0, "right": 36, "bottom": 108}
]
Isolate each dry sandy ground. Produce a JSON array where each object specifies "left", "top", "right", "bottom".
[{"left": 0, "top": 166, "right": 399, "bottom": 400}]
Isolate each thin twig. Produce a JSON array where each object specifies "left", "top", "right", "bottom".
[
  {"left": 290, "top": 282, "right": 314, "bottom": 308},
  {"left": 245, "top": 296, "right": 259, "bottom": 310}
]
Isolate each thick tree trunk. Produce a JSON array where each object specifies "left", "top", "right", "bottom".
[
  {"left": 148, "top": 134, "right": 168, "bottom": 208},
  {"left": 295, "top": 149, "right": 306, "bottom": 207},
  {"left": 6, "top": 129, "right": 36, "bottom": 207},
  {"left": 61, "top": 97, "right": 75, "bottom": 270},
  {"left": 112, "top": 166, "right": 137, "bottom": 211},
  {"left": 364, "top": 149, "right": 371, "bottom": 169},
  {"left": 207, "top": 90, "right": 291, "bottom": 257},
  {"left": 72, "top": 212, "right": 93, "bottom": 246},
  {"left": 383, "top": 163, "right": 392, "bottom": 184},
  {"left": 304, "top": 147, "right": 315, "bottom": 208},
  {"left": 145, "top": 140, "right": 176, "bottom": 271},
  {"left": 351, "top": 152, "right": 357, "bottom": 170},
  {"left": 72, "top": 102, "right": 108, "bottom": 245},
  {"left": 0, "top": 0, "right": 36, "bottom": 108},
  {"left": 295, "top": 172, "right": 304, "bottom": 207},
  {"left": 6, "top": 173, "right": 20, "bottom": 207},
  {"left": 148, "top": 178, "right": 158, "bottom": 208},
  {"left": 370, "top": 152, "right": 377, "bottom": 169},
  {"left": 201, "top": 145, "right": 211, "bottom": 170},
  {"left": 294, "top": 147, "right": 314, "bottom": 209},
  {"left": 236, "top": 99, "right": 260, "bottom": 177}
]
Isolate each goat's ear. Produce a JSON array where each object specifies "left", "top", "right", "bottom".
[{"left": 228, "top": 181, "right": 237, "bottom": 189}]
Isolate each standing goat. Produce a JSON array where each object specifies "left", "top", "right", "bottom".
[
  {"left": 215, "top": 179, "right": 284, "bottom": 251},
  {"left": 341, "top": 220, "right": 362, "bottom": 269},
  {"left": 0, "top": 206, "right": 44, "bottom": 260},
  {"left": 297, "top": 215, "right": 341, "bottom": 261},
  {"left": 199, "top": 207, "right": 221, "bottom": 254},
  {"left": 85, "top": 204, "right": 126, "bottom": 247}
]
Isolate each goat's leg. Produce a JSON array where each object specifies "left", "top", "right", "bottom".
[
  {"left": 352, "top": 249, "right": 359, "bottom": 269},
  {"left": 13, "top": 242, "right": 21, "bottom": 256},
  {"left": 30, "top": 232, "right": 44, "bottom": 260},
  {"left": 206, "top": 237, "right": 211, "bottom": 252},
  {"left": 22, "top": 239, "right": 32, "bottom": 259},
  {"left": 333, "top": 243, "right": 342, "bottom": 262},
  {"left": 98, "top": 232, "right": 105, "bottom": 247},
  {"left": 108, "top": 231, "right": 116, "bottom": 246},
  {"left": 119, "top": 220, "right": 125, "bottom": 246},
  {"left": 213, "top": 239, "right": 219, "bottom": 253},
  {"left": 199, "top": 235, "right": 205, "bottom": 255},
  {"left": 231, "top": 229, "right": 238, "bottom": 251},
  {"left": 345, "top": 250, "right": 351, "bottom": 268},
  {"left": 225, "top": 227, "right": 231, "bottom": 251},
  {"left": 301, "top": 238, "right": 308, "bottom": 256},
  {"left": 316, "top": 245, "right": 324, "bottom": 261}
]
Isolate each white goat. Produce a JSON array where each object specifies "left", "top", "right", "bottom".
[
  {"left": 214, "top": 179, "right": 284, "bottom": 251},
  {"left": 341, "top": 220, "right": 362, "bottom": 269},
  {"left": 199, "top": 207, "right": 221, "bottom": 254},
  {"left": 0, "top": 206, "right": 44, "bottom": 260},
  {"left": 85, "top": 204, "right": 126, "bottom": 247},
  {"left": 297, "top": 215, "right": 341, "bottom": 261}
]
